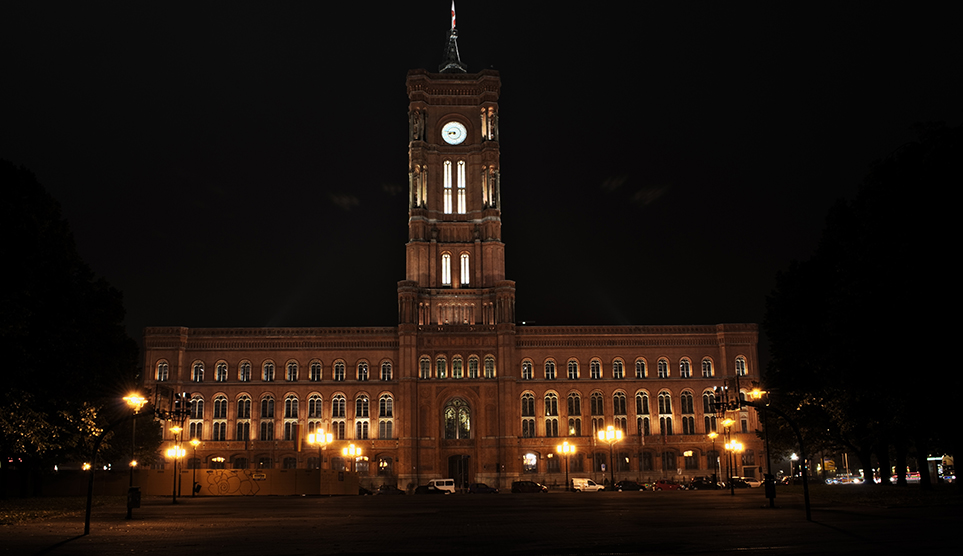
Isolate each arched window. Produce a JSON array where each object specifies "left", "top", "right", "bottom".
[
  {"left": 308, "top": 394, "right": 323, "bottom": 418},
  {"left": 701, "top": 358, "right": 713, "bottom": 378},
  {"left": 192, "top": 362, "right": 204, "bottom": 382},
  {"left": 156, "top": 361, "right": 169, "bottom": 382},
  {"left": 379, "top": 394, "right": 394, "bottom": 439},
  {"left": 468, "top": 356, "right": 479, "bottom": 378},
  {"left": 239, "top": 361, "right": 251, "bottom": 382},
  {"left": 436, "top": 356, "right": 447, "bottom": 379},
  {"left": 460, "top": 253, "right": 470, "bottom": 285},
  {"left": 635, "top": 359, "right": 646, "bottom": 379},
  {"left": 190, "top": 396, "right": 204, "bottom": 420},
  {"left": 545, "top": 394, "right": 560, "bottom": 436},
  {"left": 613, "top": 392, "right": 627, "bottom": 415},
  {"left": 545, "top": 360, "right": 557, "bottom": 380},
  {"left": 457, "top": 160, "right": 466, "bottom": 214},
  {"left": 259, "top": 396, "right": 275, "bottom": 441},
  {"left": 283, "top": 395, "right": 299, "bottom": 440},
  {"left": 658, "top": 392, "right": 672, "bottom": 414},
  {"left": 441, "top": 253, "right": 452, "bottom": 286},
  {"left": 237, "top": 395, "right": 251, "bottom": 419},
  {"left": 636, "top": 391, "right": 649, "bottom": 414},
  {"left": 452, "top": 356, "right": 464, "bottom": 379},
  {"left": 334, "top": 361, "right": 345, "bottom": 381},
  {"left": 356, "top": 395, "right": 369, "bottom": 418},
  {"left": 521, "top": 393, "right": 535, "bottom": 438},
  {"left": 332, "top": 394, "right": 346, "bottom": 439},
  {"left": 657, "top": 359, "right": 669, "bottom": 378},
  {"left": 444, "top": 398, "right": 471, "bottom": 439},
  {"left": 567, "top": 360, "right": 579, "bottom": 380},
  {"left": 380, "top": 361, "right": 392, "bottom": 381},
  {"left": 703, "top": 390, "right": 716, "bottom": 413},
  {"left": 310, "top": 361, "right": 322, "bottom": 381},
  {"left": 357, "top": 362, "right": 369, "bottom": 381},
  {"left": 236, "top": 395, "right": 251, "bottom": 441},
  {"left": 735, "top": 356, "right": 748, "bottom": 376},
  {"left": 420, "top": 357, "right": 431, "bottom": 379},
  {"left": 286, "top": 361, "right": 298, "bottom": 382},
  {"left": 680, "top": 359, "right": 691, "bottom": 378},
  {"left": 681, "top": 392, "right": 694, "bottom": 414},
  {"left": 521, "top": 360, "right": 533, "bottom": 380},
  {"left": 443, "top": 160, "right": 453, "bottom": 214},
  {"left": 590, "top": 392, "right": 604, "bottom": 416},
  {"left": 484, "top": 356, "right": 496, "bottom": 379},
  {"left": 262, "top": 361, "right": 275, "bottom": 382},
  {"left": 215, "top": 362, "right": 228, "bottom": 382},
  {"left": 590, "top": 360, "right": 601, "bottom": 379},
  {"left": 613, "top": 360, "right": 624, "bottom": 379},
  {"left": 213, "top": 395, "right": 228, "bottom": 419}
]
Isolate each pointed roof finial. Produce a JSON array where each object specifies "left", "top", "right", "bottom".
[{"left": 439, "top": 1, "right": 467, "bottom": 73}]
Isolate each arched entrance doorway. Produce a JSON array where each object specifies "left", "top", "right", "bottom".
[{"left": 449, "top": 455, "right": 471, "bottom": 489}]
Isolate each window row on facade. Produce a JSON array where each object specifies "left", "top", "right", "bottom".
[
  {"left": 519, "top": 448, "right": 756, "bottom": 474},
  {"left": 156, "top": 359, "right": 394, "bottom": 383},
  {"left": 520, "top": 389, "right": 752, "bottom": 439},
  {"left": 519, "top": 356, "right": 749, "bottom": 380},
  {"left": 418, "top": 355, "right": 497, "bottom": 379},
  {"left": 183, "top": 392, "right": 395, "bottom": 443}
]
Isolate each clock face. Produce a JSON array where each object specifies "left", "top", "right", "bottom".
[{"left": 442, "top": 121, "right": 467, "bottom": 145}]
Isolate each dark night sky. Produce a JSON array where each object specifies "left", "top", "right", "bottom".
[{"left": 3, "top": 2, "right": 961, "bottom": 358}]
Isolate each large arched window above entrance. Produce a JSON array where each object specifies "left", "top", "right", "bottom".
[{"left": 444, "top": 398, "right": 471, "bottom": 439}]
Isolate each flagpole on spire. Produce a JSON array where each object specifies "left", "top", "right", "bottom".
[
  {"left": 451, "top": 1, "right": 457, "bottom": 30},
  {"left": 439, "top": 1, "right": 466, "bottom": 73}
]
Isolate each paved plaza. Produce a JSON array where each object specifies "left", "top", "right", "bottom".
[{"left": 3, "top": 489, "right": 958, "bottom": 555}]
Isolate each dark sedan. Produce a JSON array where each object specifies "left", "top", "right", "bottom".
[
  {"left": 611, "top": 480, "right": 646, "bottom": 491},
  {"left": 511, "top": 480, "right": 548, "bottom": 493},
  {"left": 469, "top": 482, "right": 499, "bottom": 494}
]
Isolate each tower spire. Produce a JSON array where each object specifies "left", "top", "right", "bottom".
[{"left": 439, "top": 1, "right": 467, "bottom": 73}]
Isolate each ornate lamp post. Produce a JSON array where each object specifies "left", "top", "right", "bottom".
[
  {"left": 123, "top": 393, "right": 147, "bottom": 519},
  {"left": 342, "top": 443, "right": 362, "bottom": 473},
  {"left": 556, "top": 441, "right": 576, "bottom": 491},
  {"left": 597, "top": 425, "right": 623, "bottom": 488},
  {"left": 167, "top": 425, "right": 184, "bottom": 504},
  {"left": 720, "top": 418, "right": 735, "bottom": 493},
  {"left": 725, "top": 439, "right": 744, "bottom": 496},
  {"left": 307, "top": 430, "right": 333, "bottom": 469},
  {"left": 190, "top": 438, "right": 201, "bottom": 496}
]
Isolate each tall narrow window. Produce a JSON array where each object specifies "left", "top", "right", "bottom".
[
  {"left": 735, "top": 356, "right": 748, "bottom": 376},
  {"left": 567, "top": 360, "right": 579, "bottom": 380},
  {"left": 286, "top": 361, "right": 298, "bottom": 381},
  {"left": 262, "top": 362, "right": 275, "bottom": 382},
  {"left": 334, "top": 361, "right": 345, "bottom": 381},
  {"left": 283, "top": 395, "right": 299, "bottom": 440},
  {"left": 702, "top": 358, "right": 713, "bottom": 378},
  {"left": 545, "top": 361, "right": 556, "bottom": 380},
  {"left": 357, "top": 362, "right": 369, "bottom": 381},
  {"left": 657, "top": 359, "right": 669, "bottom": 378},
  {"left": 192, "top": 362, "right": 204, "bottom": 382},
  {"left": 635, "top": 359, "right": 647, "bottom": 378},
  {"left": 156, "top": 361, "right": 169, "bottom": 382},
  {"left": 521, "top": 361, "right": 533, "bottom": 380},
  {"left": 452, "top": 357, "right": 464, "bottom": 379},
  {"left": 239, "top": 362, "right": 251, "bottom": 382},
  {"left": 457, "top": 160, "right": 466, "bottom": 214},
  {"left": 436, "top": 356, "right": 447, "bottom": 379},
  {"left": 310, "top": 361, "right": 322, "bottom": 381},
  {"left": 441, "top": 253, "right": 452, "bottom": 286},
  {"left": 444, "top": 398, "right": 471, "bottom": 439},
  {"left": 420, "top": 357, "right": 431, "bottom": 379},
  {"left": 680, "top": 359, "right": 691, "bottom": 378},
  {"left": 613, "top": 360, "right": 624, "bottom": 379},
  {"left": 468, "top": 356, "right": 479, "bottom": 378},
  {"left": 484, "top": 356, "right": 496, "bottom": 379},
  {"left": 379, "top": 394, "right": 394, "bottom": 439},
  {"left": 380, "top": 361, "right": 392, "bottom": 381},
  {"left": 460, "top": 253, "right": 470, "bottom": 286},
  {"left": 443, "top": 160, "right": 453, "bottom": 214},
  {"left": 215, "top": 362, "right": 228, "bottom": 382}
]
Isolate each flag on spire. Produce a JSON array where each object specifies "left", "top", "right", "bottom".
[{"left": 451, "top": 1, "right": 456, "bottom": 29}]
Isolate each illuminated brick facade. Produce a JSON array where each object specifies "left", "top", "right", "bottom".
[{"left": 143, "top": 30, "right": 762, "bottom": 490}]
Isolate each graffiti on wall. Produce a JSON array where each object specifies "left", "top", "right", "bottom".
[{"left": 203, "top": 469, "right": 261, "bottom": 495}]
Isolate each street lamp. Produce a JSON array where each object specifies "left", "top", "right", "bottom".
[
  {"left": 307, "top": 431, "right": 333, "bottom": 469},
  {"left": 707, "top": 431, "right": 719, "bottom": 485},
  {"left": 123, "top": 393, "right": 147, "bottom": 520},
  {"left": 342, "top": 443, "right": 362, "bottom": 473},
  {"left": 597, "top": 425, "right": 623, "bottom": 488},
  {"left": 720, "top": 418, "right": 735, "bottom": 494},
  {"left": 790, "top": 453, "right": 799, "bottom": 486},
  {"left": 725, "top": 439, "right": 744, "bottom": 496},
  {"left": 556, "top": 441, "right": 576, "bottom": 491},
  {"left": 190, "top": 438, "right": 201, "bottom": 497},
  {"left": 168, "top": 425, "right": 184, "bottom": 504}
]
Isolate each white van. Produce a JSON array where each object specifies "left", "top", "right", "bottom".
[
  {"left": 571, "top": 478, "right": 604, "bottom": 492},
  {"left": 427, "top": 478, "right": 456, "bottom": 493}
]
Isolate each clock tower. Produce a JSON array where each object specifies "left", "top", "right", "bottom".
[{"left": 398, "top": 25, "right": 514, "bottom": 329}]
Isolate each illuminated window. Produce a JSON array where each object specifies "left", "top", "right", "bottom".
[
  {"left": 613, "top": 360, "right": 624, "bottom": 379},
  {"left": 156, "top": 361, "right": 169, "bottom": 382},
  {"left": 379, "top": 394, "right": 393, "bottom": 417},
  {"left": 286, "top": 361, "right": 298, "bottom": 382},
  {"left": 590, "top": 392, "right": 604, "bottom": 416},
  {"left": 522, "top": 393, "right": 535, "bottom": 417},
  {"left": 355, "top": 420, "right": 369, "bottom": 440},
  {"left": 334, "top": 361, "right": 345, "bottom": 381},
  {"left": 215, "top": 362, "right": 228, "bottom": 382},
  {"left": 680, "top": 359, "right": 691, "bottom": 378},
  {"left": 568, "top": 416, "right": 582, "bottom": 436},
  {"left": 441, "top": 253, "right": 452, "bottom": 286},
  {"left": 544, "top": 393, "right": 559, "bottom": 416},
  {"left": 523, "top": 452, "right": 538, "bottom": 473},
  {"left": 468, "top": 356, "right": 479, "bottom": 378},
  {"left": 308, "top": 395, "right": 322, "bottom": 418},
  {"left": 452, "top": 357, "right": 464, "bottom": 379},
  {"left": 702, "top": 390, "right": 716, "bottom": 413},
  {"left": 457, "top": 160, "right": 466, "bottom": 214},
  {"left": 545, "top": 360, "right": 556, "bottom": 380},
  {"left": 212, "top": 395, "right": 227, "bottom": 419},
  {"left": 521, "top": 360, "right": 533, "bottom": 380},
  {"left": 460, "top": 253, "right": 470, "bottom": 285},
  {"left": 192, "top": 362, "right": 204, "bottom": 382},
  {"left": 239, "top": 362, "right": 251, "bottom": 382},
  {"left": 189, "top": 420, "right": 202, "bottom": 440},
  {"left": 735, "top": 356, "right": 748, "bottom": 376},
  {"left": 332, "top": 395, "right": 346, "bottom": 418},
  {"left": 190, "top": 396, "right": 204, "bottom": 419},
  {"left": 657, "top": 359, "right": 669, "bottom": 379},
  {"left": 357, "top": 361, "right": 369, "bottom": 381},
  {"left": 259, "top": 396, "right": 274, "bottom": 441},
  {"left": 567, "top": 393, "right": 581, "bottom": 416},
  {"left": 379, "top": 394, "right": 394, "bottom": 439},
  {"left": 419, "top": 357, "right": 431, "bottom": 379},
  {"left": 484, "top": 356, "right": 496, "bottom": 379},
  {"left": 356, "top": 395, "right": 369, "bottom": 419},
  {"left": 444, "top": 398, "right": 471, "bottom": 439},
  {"left": 262, "top": 361, "right": 275, "bottom": 382},
  {"left": 567, "top": 360, "right": 579, "bottom": 380},
  {"left": 283, "top": 395, "right": 299, "bottom": 440},
  {"left": 310, "top": 361, "right": 322, "bottom": 381},
  {"left": 635, "top": 359, "right": 647, "bottom": 378},
  {"left": 380, "top": 361, "right": 392, "bottom": 381},
  {"left": 702, "top": 358, "right": 713, "bottom": 378},
  {"left": 436, "top": 356, "right": 447, "bottom": 379},
  {"left": 444, "top": 160, "right": 453, "bottom": 214},
  {"left": 590, "top": 360, "right": 601, "bottom": 379}
]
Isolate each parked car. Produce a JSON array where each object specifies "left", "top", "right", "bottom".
[
  {"left": 688, "top": 477, "right": 722, "bottom": 490},
  {"left": 651, "top": 480, "right": 685, "bottom": 491},
  {"left": 427, "top": 478, "right": 456, "bottom": 493},
  {"left": 468, "top": 482, "right": 499, "bottom": 494},
  {"left": 572, "top": 478, "right": 605, "bottom": 492},
  {"left": 511, "top": 480, "right": 548, "bottom": 493},
  {"left": 740, "top": 477, "right": 762, "bottom": 488},
  {"left": 374, "top": 484, "right": 405, "bottom": 495},
  {"left": 726, "top": 477, "right": 751, "bottom": 488},
  {"left": 414, "top": 484, "right": 446, "bottom": 494},
  {"left": 611, "top": 480, "right": 646, "bottom": 491}
]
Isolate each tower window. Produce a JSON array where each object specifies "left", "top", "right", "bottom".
[
  {"left": 457, "top": 160, "right": 466, "bottom": 214},
  {"left": 441, "top": 253, "right": 452, "bottom": 286},
  {"left": 444, "top": 160, "right": 453, "bottom": 214},
  {"left": 460, "top": 253, "right": 470, "bottom": 286}
]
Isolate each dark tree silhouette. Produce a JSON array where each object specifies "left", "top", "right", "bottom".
[
  {"left": 764, "top": 124, "right": 960, "bottom": 488},
  {"left": 0, "top": 160, "right": 139, "bottom": 496}
]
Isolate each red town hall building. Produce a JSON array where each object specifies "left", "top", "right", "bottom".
[{"left": 143, "top": 24, "right": 761, "bottom": 491}]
